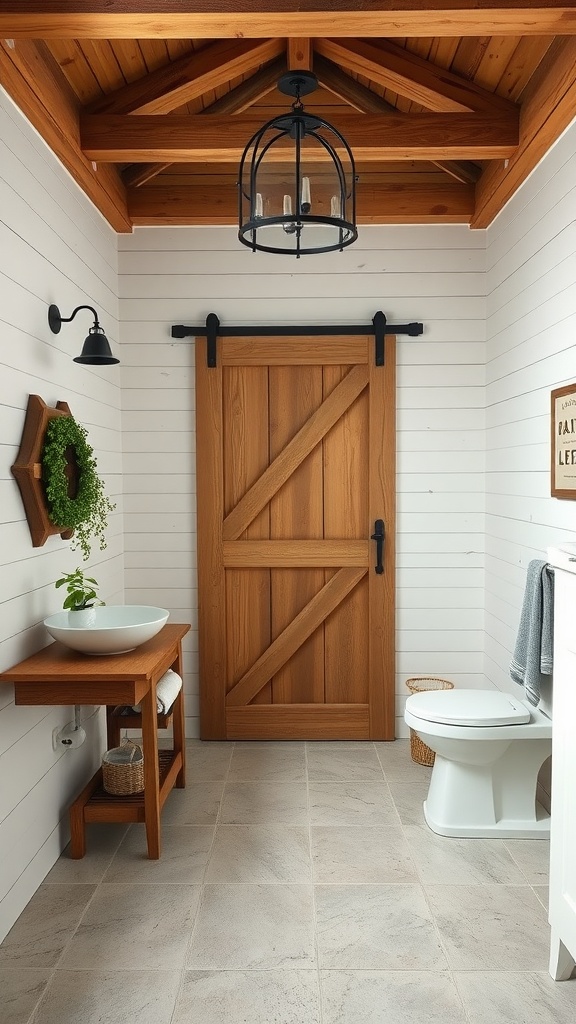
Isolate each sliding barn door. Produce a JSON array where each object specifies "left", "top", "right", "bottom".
[{"left": 195, "top": 334, "right": 395, "bottom": 740}]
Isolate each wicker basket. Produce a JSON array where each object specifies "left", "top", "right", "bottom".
[
  {"left": 102, "top": 740, "right": 144, "bottom": 795},
  {"left": 405, "top": 677, "right": 454, "bottom": 766}
]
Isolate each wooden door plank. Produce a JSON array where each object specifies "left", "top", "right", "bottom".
[
  {"left": 223, "top": 540, "right": 369, "bottom": 567},
  {"left": 323, "top": 365, "right": 370, "bottom": 706},
  {"left": 270, "top": 365, "right": 325, "bottom": 704},
  {"left": 368, "top": 335, "right": 396, "bottom": 740},
  {"left": 226, "top": 567, "right": 367, "bottom": 707},
  {"left": 226, "top": 703, "right": 370, "bottom": 740},
  {"left": 223, "top": 365, "right": 369, "bottom": 540},
  {"left": 221, "top": 338, "right": 369, "bottom": 365},
  {"left": 195, "top": 337, "right": 227, "bottom": 739},
  {"left": 224, "top": 365, "right": 272, "bottom": 706}
]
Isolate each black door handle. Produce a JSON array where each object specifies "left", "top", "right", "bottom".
[{"left": 371, "top": 519, "right": 385, "bottom": 574}]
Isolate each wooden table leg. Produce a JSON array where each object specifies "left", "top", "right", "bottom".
[
  {"left": 106, "top": 705, "right": 121, "bottom": 749},
  {"left": 69, "top": 769, "right": 102, "bottom": 858},
  {"left": 172, "top": 641, "right": 186, "bottom": 788},
  {"left": 141, "top": 681, "right": 161, "bottom": 859}
]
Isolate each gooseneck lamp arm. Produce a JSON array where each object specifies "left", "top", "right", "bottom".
[
  {"left": 48, "top": 304, "right": 100, "bottom": 334},
  {"left": 48, "top": 303, "right": 119, "bottom": 366}
]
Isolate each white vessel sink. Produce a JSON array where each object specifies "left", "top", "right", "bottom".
[{"left": 44, "top": 605, "right": 169, "bottom": 655}]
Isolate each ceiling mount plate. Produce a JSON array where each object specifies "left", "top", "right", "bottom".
[{"left": 277, "top": 71, "right": 318, "bottom": 99}]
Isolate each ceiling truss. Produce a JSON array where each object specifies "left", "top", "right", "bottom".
[{"left": 0, "top": 3, "right": 573, "bottom": 231}]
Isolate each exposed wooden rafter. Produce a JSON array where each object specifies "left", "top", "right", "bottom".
[
  {"left": 122, "top": 162, "right": 173, "bottom": 188},
  {"left": 88, "top": 38, "right": 284, "bottom": 115},
  {"left": 315, "top": 38, "right": 518, "bottom": 114},
  {"left": 287, "top": 38, "right": 312, "bottom": 70},
  {"left": 314, "top": 54, "right": 396, "bottom": 113},
  {"left": 473, "top": 35, "right": 576, "bottom": 225},
  {"left": 2, "top": 3, "right": 576, "bottom": 39},
  {"left": 127, "top": 180, "right": 475, "bottom": 225},
  {"left": 0, "top": 4, "right": 572, "bottom": 230},
  {"left": 81, "top": 111, "right": 519, "bottom": 163},
  {"left": 200, "top": 56, "right": 285, "bottom": 114},
  {"left": 0, "top": 38, "right": 130, "bottom": 231},
  {"left": 314, "top": 54, "right": 479, "bottom": 185},
  {"left": 121, "top": 56, "right": 287, "bottom": 190},
  {"left": 432, "top": 160, "right": 482, "bottom": 183}
]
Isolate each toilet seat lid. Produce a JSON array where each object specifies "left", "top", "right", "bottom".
[{"left": 406, "top": 689, "right": 531, "bottom": 727}]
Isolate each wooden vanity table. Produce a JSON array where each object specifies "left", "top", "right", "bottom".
[{"left": 0, "top": 623, "right": 190, "bottom": 860}]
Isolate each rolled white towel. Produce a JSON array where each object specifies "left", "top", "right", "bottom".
[{"left": 132, "top": 668, "right": 182, "bottom": 715}]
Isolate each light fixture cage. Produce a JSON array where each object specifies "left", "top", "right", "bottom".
[{"left": 238, "top": 71, "right": 358, "bottom": 257}]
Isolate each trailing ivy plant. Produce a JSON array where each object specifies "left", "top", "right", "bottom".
[{"left": 42, "top": 415, "right": 115, "bottom": 561}]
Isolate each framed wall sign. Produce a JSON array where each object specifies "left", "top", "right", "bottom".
[{"left": 551, "top": 382, "right": 576, "bottom": 498}]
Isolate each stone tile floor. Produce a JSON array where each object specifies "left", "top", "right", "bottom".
[{"left": 2, "top": 739, "right": 575, "bottom": 1023}]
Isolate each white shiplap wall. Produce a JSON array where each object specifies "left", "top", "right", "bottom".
[
  {"left": 0, "top": 90, "right": 123, "bottom": 942},
  {"left": 119, "top": 224, "right": 487, "bottom": 738},
  {"left": 485, "top": 120, "right": 576, "bottom": 696}
]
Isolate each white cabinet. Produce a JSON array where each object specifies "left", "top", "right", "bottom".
[{"left": 548, "top": 546, "right": 576, "bottom": 980}]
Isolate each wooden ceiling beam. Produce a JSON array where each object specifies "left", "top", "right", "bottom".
[
  {"left": 431, "top": 160, "right": 482, "bottom": 183},
  {"left": 83, "top": 111, "right": 519, "bottom": 163},
  {"left": 122, "top": 162, "right": 173, "bottom": 188},
  {"left": 473, "top": 36, "right": 576, "bottom": 226},
  {"left": 0, "top": 38, "right": 130, "bottom": 231},
  {"left": 315, "top": 38, "right": 518, "bottom": 114},
  {"left": 287, "top": 39, "right": 312, "bottom": 70},
  {"left": 128, "top": 180, "right": 475, "bottom": 225},
  {"left": 314, "top": 55, "right": 396, "bottom": 113},
  {"left": 2, "top": 4, "right": 576, "bottom": 39},
  {"left": 88, "top": 38, "right": 284, "bottom": 115},
  {"left": 121, "top": 57, "right": 287, "bottom": 190},
  {"left": 202, "top": 56, "right": 286, "bottom": 115},
  {"left": 315, "top": 55, "right": 478, "bottom": 185}
]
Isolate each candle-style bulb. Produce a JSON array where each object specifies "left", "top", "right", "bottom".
[
  {"left": 283, "top": 193, "right": 296, "bottom": 233},
  {"left": 254, "top": 192, "right": 263, "bottom": 218},
  {"left": 330, "top": 195, "right": 341, "bottom": 218},
  {"left": 301, "top": 176, "right": 311, "bottom": 214}
]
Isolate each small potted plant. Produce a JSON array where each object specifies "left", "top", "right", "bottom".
[{"left": 55, "top": 568, "right": 103, "bottom": 626}]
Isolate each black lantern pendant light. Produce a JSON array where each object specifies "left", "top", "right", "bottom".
[{"left": 238, "top": 71, "right": 357, "bottom": 257}]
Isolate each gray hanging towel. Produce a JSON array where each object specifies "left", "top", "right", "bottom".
[{"left": 510, "top": 559, "right": 554, "bottom": 707}]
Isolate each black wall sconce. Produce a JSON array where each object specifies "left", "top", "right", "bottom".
[{"left": 48, "top": 304, "right": 119, "bottom": 365}]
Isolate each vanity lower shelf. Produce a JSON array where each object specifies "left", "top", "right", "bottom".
[{"left": 71, "top": 749, "right": 183, "bottom": 827}]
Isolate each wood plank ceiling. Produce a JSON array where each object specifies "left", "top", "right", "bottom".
[{"left": 1, "top": 3, "right": 575, "bottom": 232}]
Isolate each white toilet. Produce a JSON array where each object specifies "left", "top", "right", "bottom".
[{"left": 404, "top": 680, "right": 552, "bottom": 839}]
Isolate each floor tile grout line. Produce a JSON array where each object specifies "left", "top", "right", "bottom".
[
  {"left": 178, "top": 741, "right": 235, "bottom": 963},
  {"left": 305, "top": 740, "right": 325, "bottom": 1024}
]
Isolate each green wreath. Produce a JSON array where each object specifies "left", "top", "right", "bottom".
[{"left": 42, "top": 416, "right": 115, "bottom": 561}]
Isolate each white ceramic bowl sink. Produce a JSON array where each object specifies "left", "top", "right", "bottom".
[{"left": 43, "top": 605, "right": 169, "bottom": 655}]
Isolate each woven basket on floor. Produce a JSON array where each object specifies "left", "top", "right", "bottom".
[
  {"left": 405, "top": 677, "right": 454, "bottom": 766},
  {"left": 102, "top": 740, "right": 144, "bottom": 795}
]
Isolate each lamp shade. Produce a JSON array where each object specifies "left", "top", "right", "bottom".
[{"left": 73, "top": 326, "right": 119, "bottom": 365}]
